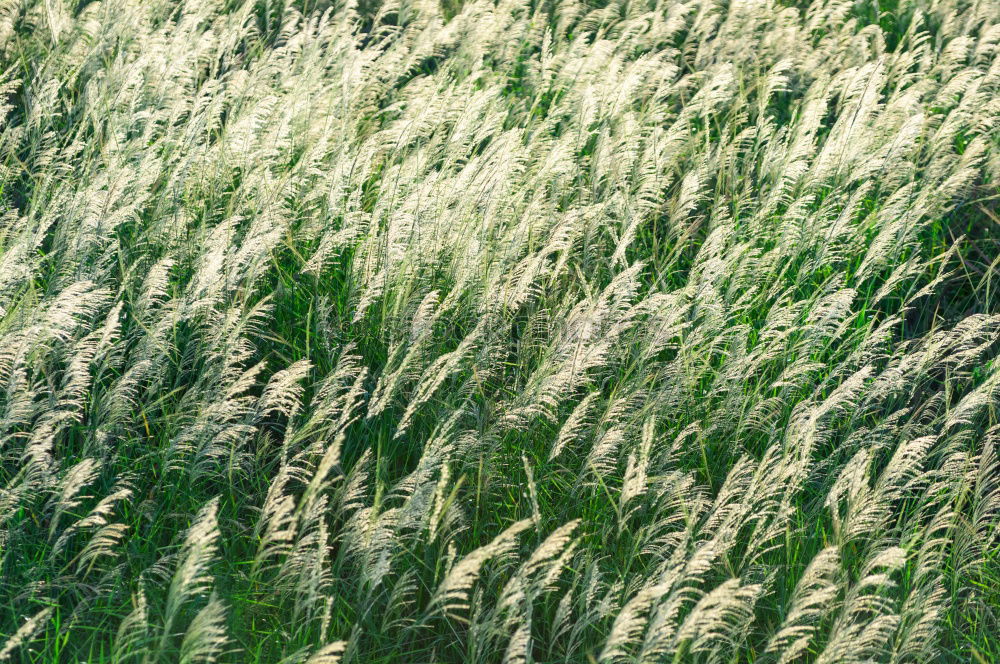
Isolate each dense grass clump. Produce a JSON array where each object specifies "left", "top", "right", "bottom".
[{"left": 0, "top": 0, "right": 998, "bottom": 661}]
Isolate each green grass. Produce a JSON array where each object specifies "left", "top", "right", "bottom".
[{"left": 0, "top": 0, "right": 998, "bottom": 662}]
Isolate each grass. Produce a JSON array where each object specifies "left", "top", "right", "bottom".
[{"left": 0, "top": 0, "right": 998, "bottom": 662}]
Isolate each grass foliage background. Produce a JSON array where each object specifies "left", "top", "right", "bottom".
[{"left": 0, "top": 0, "right": 999, "bottom": 661}]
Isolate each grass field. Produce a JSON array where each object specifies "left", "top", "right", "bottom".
[{"left": 0, "top": 0, "right": 998, "bottom": 661}]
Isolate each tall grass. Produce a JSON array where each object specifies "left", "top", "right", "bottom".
[{"left": 0, "top": 0, "right": 998, "bottom": 661}]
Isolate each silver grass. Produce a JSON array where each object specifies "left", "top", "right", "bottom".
[
  {"left": 429, "top": 519, "right": 532, "bottom": 619},
  {"left": 0, "top": 0, "right": 998, "bottom": 660},
  {"left": 0, "top": 607, "right": 53, "bottom": 662},
  {"left": 179, "top": 594, "right": 230, "bottom": 664},
  {"left": 162, "top": 498, "right": 222, "bottom": 651}
]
